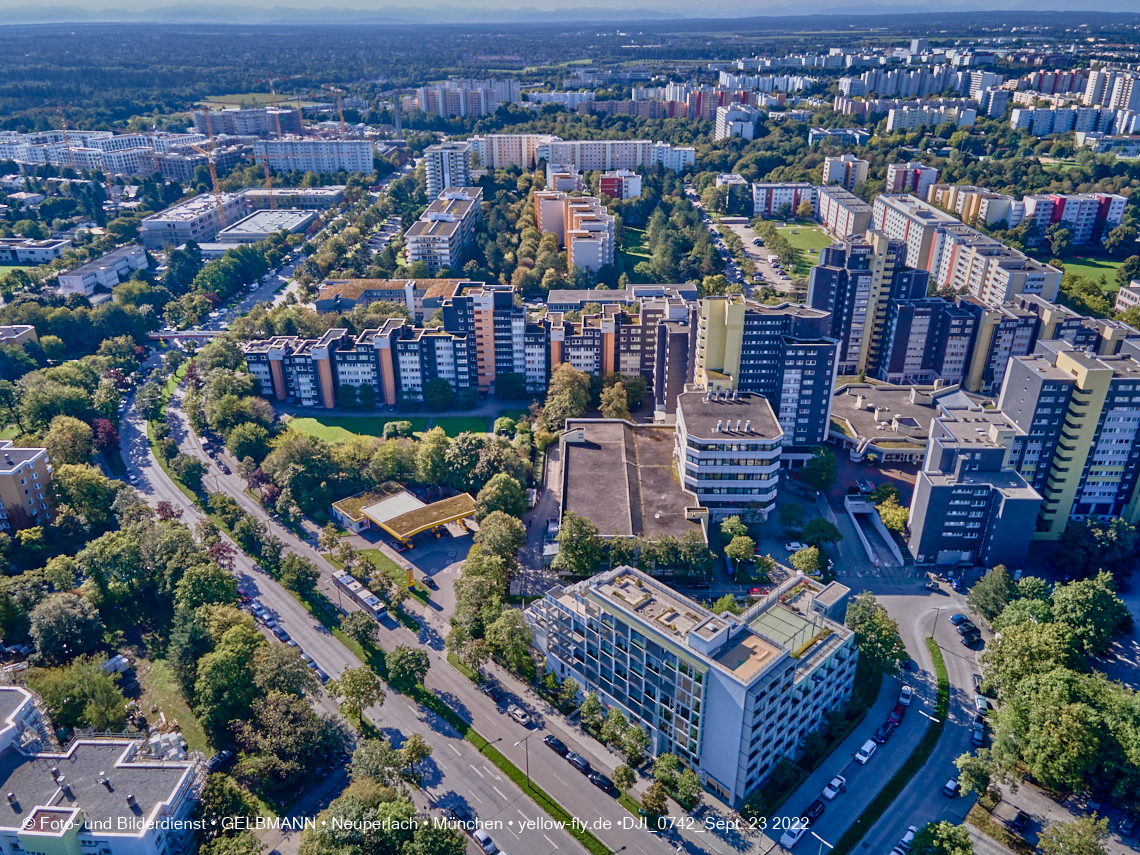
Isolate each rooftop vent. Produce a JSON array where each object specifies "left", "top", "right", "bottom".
[
  {"left": 126, "top": 794, "right": 136, "bottom": 807},
  {"left": 6, "top": 793, "right": 15, "bottom": 805},
  {"left": 50, "top": 767, "right": 59, "bottom": 780},
  {"left": 745, "top": 420, "right": 751, "bottom": 433},
  {"left": 715, "top": 420, "right": 722, "bottom": 433}
]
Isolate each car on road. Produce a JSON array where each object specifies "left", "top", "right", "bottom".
[
  {"left": 1011, "top": 810, "right": 1031, "bottom": 834},
  {"left": 784, "top": 541, "right": 807, "bottom": 553},
  {"left": 873, "top": 722, "right": 895, "bottom": 744},
  {"left": 949, "top": 614, "right": 970, "bottom": 626},
  {"left": 899, "top": 825, "right": 919, "bottom": 850},
  {"left": 543, "top": 735, "right": 567, "bottom": 755},
  {"left": 899, "top": 685, "right": 914, "bottom": 706},
  {"left": 566, "top": 752, "right": 590, "bottom": 774},
  {"left": 421, "top": 575, "right": 438, "bottom": 589},
  {"left": 972, "top": 674, "right": 984, "bottom": 691},
  {"left": 972, "top": 721, "right": 985, "bottom": 746},
  {"left": 687, "top": 579, "right": 711, "bottom": 590},
  {"left": 974, "top": 695, "right": 989, "bottom": 714},
  {"left": 473, "top": 829, "right": 497, "bottom": 854},
  {"left": 507, "top": 705, "right": 531, "bottom": 726},
  {"left": 821, "top": 775, "right": 846, "bottom": 800},
  {"left": 888, "top": 703, "right": 906, "bottom": 725},
  {"left": 589, "top": 772, "right": 616, "bottom": 794},
  {"left": 956, "top": 620, "right": 977, "bottom": 635},
  {"left": 1117, "top": 814, "right": 1136, "bottom": 836},
  {"left": 801, "top": 799, "right": 825, "bottom": 822},
  {"left": 779, "top": 824, "right": 808, "bottom": 848},
  {"left": 854, "top": 740, "right": 877, "bottom": 764},
  {"left": 314, "top": 668, "right": 329, "bottom": 684},
  {"left": 942, "top": 779, "right": 960, "bottom": 797},
  {"left": 272, "top": 626, "right": 290, "bottom": 642}
]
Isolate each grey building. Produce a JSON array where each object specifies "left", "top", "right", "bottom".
[
  {"left": 879, "top": 297, "right": 978, "bottom": 385},
  {"left": 907, "top": 406, "right": 1042, "bottom": 567}
]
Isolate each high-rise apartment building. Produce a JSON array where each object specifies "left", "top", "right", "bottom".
[
  {"left": 252, "top": 138, "right": 375, "bottom": 174},
  {"left": 0, "top": 441, "right": 52, "bottom": 531},
  {"left": 927, "top": 184, "right": 1023, "bottom": 227},
  {"left": 423, "top": 142, "right": 473, "bottom": 199},
  {"left": 440, "top": 282, "right": 529, "bottom": 392},
  {"left": 751, "top": 183, "right": 816, "bottom": 218},
  {"left": 907, "top": 406, "right": 1041, "bottom": 567},
  {"left": 536, "top": 139, "right": 696, "bottom": 172},
  {"left": 816, "top": 186, "right": 872, "bottom": 238},
  {"left": 695, "top": 296, "right": 837, "bottom": 455},
  {"left": 599, "top": 169, "right": 642, "bottom": 200},
  {"left": 878, "top": 298, "right": 977, "bottom": 385},
  {"left": 821, "top": 153, "right": 869, "bottom": 191},
  {"left": 534, "top": 191, "right": 615, "bottom": 272},
  {"left": 467, "top": 134, "right": 556, "bottom": 169},
  {"left": 404, "top": 187, "right": 483, "bottom": 275},
  {"left": 871, "top": 194, "right": 962, "bottom": 270},
  {"left": 1020, "top": 193, "right": 1127, "bottom": 247},
  {"left": 714, "top": 105, "right": 762, "bottom": 140},
  {"left": 885, "top": 162, "right": 939, "bottom": 199},
  {"left": 526, "top": 567, "right": 857, "bottom": 806},
  {"left": 194, "top": 106, "right": 301, "bottom": 137}
]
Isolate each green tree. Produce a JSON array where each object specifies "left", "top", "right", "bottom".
[
  {"left": 227, "top": 422, "right": 271, "bottom": 462},
  {"left": 675, "top": 768, "right": 702, "bottom": 808},
  {"left": 486, "top": 608, "right": 533, "bottom": 673},
  {"left": 911, "top": 822, "right": 973, "bottom": 855},
  {"left": 720, "top": 515, "right": 748, "bottom": 539},
  {"left": 802, "top": 517, "right": 843, "bottom": 547},
  {"left": 475, "top": 473, "right": 527, "bottom": 521},
  {"left": 1051, "top": 572, "right": 1132, "bottom": 655},
  {"left": 600, "top": 706, "right": 629, "bottom": 745},
  {"left": 599, "top": 382, "right": 631, "bottom": 420},
  {"left": 194, "top": 774, "right": 262, "bottom": 846},
  {"left": 386, "top": 645, "right": 430, "bottom": 690},
  {"left": 877, "top": 496, "right": 909, "bottom": 532},
  {"left": 725, "top": 535, "right": 755, "bottom": 570},
  {"left": 171, "top": 453, "right": 206, "bottom": 491},
  {"left": 622, "top": 724, "right": 650, "bottom": 765},
  {"left": 51, "top": 463, "right": 119, "bottom": 526},
  {"left": 43, "top": 415, "right": 94, "bottom": 465},
  {"left": 653, "top": 753, "right": 679, "bottom": 788},
  {"left": 791, "top": 546, "right": 823, "bottom": 575},
  {"left": 336, "top": 383, "right": 358, "bottom": 409},
  {"left": 554, "top": 510, "right": 604, "bottom": 575},
  {"left": 579, "top": 691, "right": 603, "bottom": 729},
  {"left": 327, "top": 666, "right": 386, "bottom": 721},
  {"left": 252, "top": 644, "right": 320, "bottom": 698},
  {"left": 474, "top": 510, "right": 526, "bottom": 565},
  {"left": 954, "top": 750, "right": 992, "bottom": 796},
  {"left": 1037, "top": 817, "right": 1109, "bottom": 855},
  {"left": 415, "top": 427, "right": 451, "bottom": 485},
  {"left": 845, "top": 591, "right": 906, "bottom": 676},
  {"left": 348, "top": 736, "right": 404, "bottom": 785},
  {"left": 802, "top": 448, "right": 837, "bottom": 491},
  {"left": 710, "top": 593, "right": 743, "bottom": 615},
  {"left": 641, "top": 782, "right": 669, "bottom": 826},
  {"left": 614, "top": 764, "right": 636, "bottom": 791},
  {"left": 967, "top": 565, "right": 1015, "bottom": 622},
  {"left": 401, "top": 732, "right": 433, "bottom": 776},
  {"left": 341, "top": 611, "right": 378, "bottom": 646},
  {"left": 279, "top": 554, "right": 320, "bottom": 595},
  {"left": 423, "top": 378, "right": 455, "bottom": 411},
  {"left": 29, "top": 593, "right": 104, "bottom": 665},
  {"left": 175, "top": 563, "right": 239, "bottom": 611},
  {"left": 779, "top": 502, "right": 803, "bottom": 532},
  {"left": 26, "top": 656, "right": 127, "bottom": 730},
  {"left": 979, "top": 621, "right": 1083, "bottom": 696}
]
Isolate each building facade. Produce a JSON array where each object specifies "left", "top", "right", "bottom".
[
  {"left": 57, "top": 245, "right": 149, "bottom": 296},
  {"left": 138, "top": 194, "right": 250, "bottom": 250},
  {"left": 885, "top": 162, "right": 939, "bottom": 199},
  {"left": 821, "top": 154, "right": 868, "bottom": 191},
  {"left": 404, "top": 187, "right": 483, "bottom": 275},
  {"left": 423, "top": 142, "right": 473, "bottom": 200},
  {"left": 252, "top": 138, "right": 374, "bottom": 174},
  {"left": 0, "top": 441, "right": 52, "bottom": 530}
]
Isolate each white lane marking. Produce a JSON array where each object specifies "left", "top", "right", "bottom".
[
  {"left": 492, "top": 786, "right": 508, "bottom": 800},
  {"left": 469, "top": 790, "right": 483, "bottom": 803},
  {"left": 470, "top": 765, "right": 485, "bottom": 778},
  {"left": 448, "top": 744, "right": 462, "bottom": 756},
  {"left": 544, "top": 834, "right": 557, "bottom": 848},
  {"left": 484, "top": 765, "right": 501, "bottom": 781}
]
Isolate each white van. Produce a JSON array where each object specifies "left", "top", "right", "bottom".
[{"left": 854, "top": 739, "right": 877, "bottom": 765}]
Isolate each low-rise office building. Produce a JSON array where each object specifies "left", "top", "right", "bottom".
[
  {"left": 404, "top": 187, "right": 483, "bottom": 275},
  {"left": 0, "top": 238, "right": 71, "bottom": 265},
  {"left": 526, "top": 567, "right": 857, "bottom": 805},
  {"left": 57, "top": 245, "right": 149, "bottom": 296},
  {"left": 243, "top": 186, "right": 345, "bottom": 210},
  {"left": 213, "top": 209, "right": 316, "bottom": 244},
  {"left": 138, "top": 194, "right": 250, "bottom": 250}
]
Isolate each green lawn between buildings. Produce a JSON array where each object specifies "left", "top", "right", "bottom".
[
  {"left": 1059, "top": 255, "right": 1125, "bottom": 292},
  {"left": 289, "top": 416, "right": 430, "bottom": 442},
  {"left": 431, "top": 416, "right": 491, "bottom": 437}
]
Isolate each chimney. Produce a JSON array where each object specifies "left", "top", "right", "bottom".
[
  {"left": 745, "top": 420, "right": 751, "bottom": 432},
  {"left": 6, "top": 793, "right": 15, "bottom": 805},
  {"left": 715, "top": 420, "right": 722, "bottom": 433},
  {"left": 126, "top": 795, "right": 136, "bottom": 807}
]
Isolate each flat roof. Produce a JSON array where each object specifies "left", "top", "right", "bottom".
[
  {"left": 61, "top": 244, "right": 144, "bottom": 276},
  {"left": 216, "top": 208, "right": 314, "bottom": 238},
  {"left": 0, "top": 739, "right": 190, "bottom": 833},
  {"left": 562, "top": 421, "right": 702, "bottom": 540},
  {"left": 0, "top": 442, "right": 45, "bottom": 472},
  {"left": 677, "top": 391, "right": 781, "bottom": 440},
  {"left": 360, "top": 490, "right": 426, "bottom": 525},
  {"left": 380, "top": 494, "right": 476, "bottom": 540},
  {"left": 332, "top": 484, "right": 405, "bottom": 522}
]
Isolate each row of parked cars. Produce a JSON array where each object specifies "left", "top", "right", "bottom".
[{"left": 246, "top": 596, "right": 329, "bottom": 683}]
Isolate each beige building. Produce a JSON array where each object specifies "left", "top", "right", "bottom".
[
  {"left": 0, "top": 441, "right": 52, "bottom": 530},
  {"left": 0, "top": 325, "right": 39, "bottom": 347},
  {"left": 534, "top": 191, "right": 615, "bottom": 272}
]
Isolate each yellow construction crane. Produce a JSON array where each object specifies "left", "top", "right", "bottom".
[{"left": 321, "top": 84, "right": 348, "bottom": 136}]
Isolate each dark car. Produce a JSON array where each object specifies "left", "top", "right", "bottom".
[
  {"left": 873, "top": 722, "right": 896, "bottom": 744},
  {"left": 589, "top": 772, "right": 616, "bottom": 794},
  {"left": 272, "top": 626, "right": 290, "bottom": 642},
  {"left": 566, "top": 752, "right": 591, "bottom": 774},
  {"left": 314, "top": 668, "right": 329, "bottom": 684},
  {"left": 888, "top": 704, "right": 906, "bottom": 726},
  {"left": 802, "top": 799, "right": 826, "bottom": 822},
  {"left": 389, "top": 540, "right": 408, "bottom": 553},
  {"left": 422, "top": 575, "right": 438, "bottom": 590},
  {"left": 956, "top": 622, "right": 977, "bottom": 636},
  {"left": 544, "top": 735, "right": 568, "bottom": 755},
  {"left": 205, "top": 749, "right": 233, "bottom": 771},
  {"left": 687, "top": 580, "right": 711, "bottom": 590},
  {"left": 900, "top": 659, "right": 914, "bottom": 672},
  {"left": 1118, "top": 815, "right": 1136, "bottom": 837},
  {"left": 961, "top": 632, "right": 982, "bottom": 649},
  {"left": 447, "top": 806, "right": 473, "bottom": 825},
  {"left": 1011, "top": 811, "right": 1031, "bottom": 834},
  {"left": 1088, "top": 788, "right": 1109, "bottom": 814}
]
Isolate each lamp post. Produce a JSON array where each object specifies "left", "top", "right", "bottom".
[
  {"left": 929, "top": 606, "right": 947, "bottom": 639},
  {"left": 918, "top": 709, "right": 941, "bottom": 756},
  {"left": 811, "top": 830, "right": 835, "bottom": 855},
  {"left": 514, "top": 731, "right": 538, "bottom": 788}
]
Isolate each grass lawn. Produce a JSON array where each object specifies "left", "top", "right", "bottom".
[
  {"left": 289, "top": 415, "right": 429, "bottom": 442},
  {"left": 621, "top": 227, "right": 651, "bottom": 260},
  {"left": 1060, "top": 255, "right": 1124, "bottom": 291},
  {"left": 0, "top": 265, "right": 39, "bottom": 275},
  {"left": 497, "top": 408, "right": 531, "bottom": 422},
  {"left": 775, "top": 224, "right": 832, "bottom": 275},
  {"left": 137, "top": 659, "right": 209, "bottom": 754},
  {"left": 431, "top": 416, "right": 490, "bottom": 437},
  {"left": 0, "top": 426, "right": 18, "bottom": 440}
]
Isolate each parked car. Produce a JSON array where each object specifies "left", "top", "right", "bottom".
[
  {"left": 314, "top": 668, "right": 329, "bottom": 684},
  {"left": 1088, "top": 788, "right": 1108, "bottom": 814},
  {"left": 821, "top": 775, "right": 846, "bottom": 800},
  {"left": 888, "top": 703, "right": 906, "bottom": 725},
  {"left": 389, "top": 540, "right": 408, "bottom": 553},
  {"left": 422, "top": 575, "right": 438, "bottom": 590},
  {"left": 972, "top": 674, "right": 984, "bottom": 691},
  {"left": 899, "top": 826, "right": 919, "bottom": 851},
  {"left": 205, "top": 749, "right": 233, "bottom": 771},
  {"left": 801, "top": 799, "right": 825, "bottom": 822},
  {"left": 857, "top": 479, "right": 874, "bottom": 493},
  {"left": 1117, "top": 814, "right": 1136, "bottom": 836},
  {"left": 748, "top": 587, "right": 771, "bottom": 597},
  {"left": 507, "top": 705, "right": 531, "bottom": 726},
  {"left": 854, "top": 740, "right": 877, "bottom": 765},
  {"left": 784, "top": 541, "right": 807, "bottom": 553},
  {"left": 942, "top": 779, "right": 960, "bottom": 797},
  {"left": 956, "top": 621, "right": 977, "bottom": 636},
  {"left": 1011, "top": 811, "right": 1031, "bottom": 834},
  {"left": 688, "top": 580, "right": 711, "bottom": 590},
  {"left": 949, "top": 614, "right": 970, "bottom": 626},
  {"left": 899, "top": 685, "right": 914, "bottom": 706},
  {"left": 972, "top": 722, "right": 985, "bottom": 747},
  {"left": 873, "top": 722, "right": 895, "bottom": 744},
  {"left": 589, "top": 772, "right": 616, "bottom": 794},
  {"left": 272, "top": 626, "right": 290, "bottom": 642},
  {"left": 961, "top": 632, "right": 982, "bottom": 649},
  {"left": 566, "top": 752, "right": 590, "bottom": 774},
  {"left": 543, "top": 735, "right": 567, "bottom": 755},
  {"left": 472, "top": 829, "right": 497, "bottom": 854},
  {"left": 974, "top": 695, "right": 989, "bottom": 714},
  {"left": 779, "top": 825, "right": 808, "bottom": 848}
]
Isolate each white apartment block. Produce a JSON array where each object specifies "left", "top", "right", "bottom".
[
  {"left": 0, "top": 238, "right": 71, "bottom": 265},
  {"left": 57, "top": 245, "right": 149, "bottom": 296},
  {"left": 929, "top": 227, "right": 1062, "bottom": 305},
  {"left": 871, "top": 194, "right": 962, "bottom": 270},
  {"left": 1115, "top": 282, "right": 1140, "bottom": 314},
  {"left": 885, "top": 162, "right": 939, "bottom": 199},
  {"left": 536, "top": 139, "right": 695, "bottom": 172},
  {"left": 422, "top": 141, "right": 473, "bottom": 200},
  {"left": 752, "top": 183, "right": 816, "bottom": 218},
  {"left": 886, "top": 106, "right": 976, "bottom": 132},
  {"left": 714, "top": 105, "right": 762, "bottom": 140},
  {"left": 817, "top": 186, "right": 872, "bottom": 238},
  {"left": 252, "top": 138, "right": 374, "bottom": 174},
  {"left": 466, "top": 134, "right": 556, "bottom": 169},
  {"left": 138, "top": 193, "right": 250, "bottom": 250},
  {"left": 1020, "top": 193, "right": 1127, "bottom": 246},
  {"left": 1010, "top": 106, "right": 1117, "bottom": 137},
  {"left": 526, "top": 567, "right": 857, "bottom": 806},
  {"left": 928, "top": 184, "right": 1024, "bottom": 227},
  {"left": 821, "top": 154, "right": 869, "bottom": 191},
  {"left": 404, "top": 187, "right": 483, "bottom": 275}
]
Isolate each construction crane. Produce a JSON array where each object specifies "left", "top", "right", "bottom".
[
  {"left": 254, "top": 74, "right": 298, "bottom": 139},
  {"left": 321, "top": 84, "right": 348, "bottom": 136},
  {"left": 189, "top": 108, "right": 229, "bottom": 229}
]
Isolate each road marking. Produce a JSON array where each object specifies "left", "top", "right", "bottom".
[
  {"left": 470, "top": 765, "right": 485, "bottom": 778},
  {"left": 544, "top": 835, "right": 556, "bottom": 848},
  {"left": 448, "top": 744, "right": 461, "bottom": 756},
  {"left": 518, "top": 810, "right": 527, "bottom": 823},
  {"left": 484, "top": 765, "right": 501, "bottom": 781},
  {"left": 551, "top": 772, "right": 566, "bottom": 785},
  {"left": 468, "top": 790, "right": 483, "bottom": 803},
  {"left": 492, "top": 786, "right": 507, "bottom": 800}
]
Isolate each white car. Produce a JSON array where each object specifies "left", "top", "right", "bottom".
[
  {"left": 779, "top": 824, "right": 808, "bottom": 848},
  {"left": 975, "top": 695, "right": 989, "bottom": 713},
  {"left": 899, "top": 685, "right": 914, "bottom": 706},
  {"left": 473, "top": 830, "right": 497, "bottom": 854},
  {"left": 785, "top": 541, "right": 807, "bottom": 553},
  {"left": 899, "top": 825, "right": 919, "bottom": 850},
  {"left": 854, "top": 739, "right": 877, "bottom": 765},
  {"left": 821, "top": 775, "right": 847, "bottom": 800},
  {"left": 507, "top": 705, "right": 531, "bottom": 726}
]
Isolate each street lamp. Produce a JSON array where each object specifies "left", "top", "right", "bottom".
[
  {"left": 929, "top": 606, "right": 947, "bottom": 639},
  {"left": 514, "top": 732, "right": 539, "bottom": 788},
  {"left": 811, "top": 830, "right": 834, "bottom": 855},
  {"left": 917, "top": 709, "right": 941, "bottom": 756}
]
